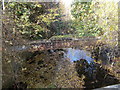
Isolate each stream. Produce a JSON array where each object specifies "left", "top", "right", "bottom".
[
  {"left": 3, "top": 46, "right": 120, "bottom": 89},
  {"left": 64, "top": 48, "right": 94, "bottom": 63}
]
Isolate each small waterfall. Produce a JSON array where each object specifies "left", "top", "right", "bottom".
[{"left": 65, "top": 48, "right": 94, "bottom": 64}]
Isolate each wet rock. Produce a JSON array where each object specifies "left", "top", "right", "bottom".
[
  {"left": 47, "top": 49, "right": 54, "bottom": 54},
  {"left": 91, "top": 45, "right": 113, "bottom": 65},
  {"left": 10, "top": 82, "right": 27, "bottom": 90},
  {"left": 75, "top": 59, "right": 120, "bottom": 89}
]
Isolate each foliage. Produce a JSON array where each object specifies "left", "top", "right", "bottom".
[
  {"left": 2, "top": 0, "right": 119, "bottom": 89},
  {"left": 92, "top": 0, "right": 118, "bottom": 46},
  {"left": 19, "top": 50, "right": 84, "bottom": 88},
  {"left": 71, "top": 0, "right": 103, "bottom": 37},
  {"left": 5, "top": 2, "right": 64, "bottom": 40},
  {"left": 19, "top": 51, "right": 57, "bottom": 88}
]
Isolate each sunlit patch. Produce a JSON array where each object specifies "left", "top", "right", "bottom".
[{"left": 64, "top": 48, "right": 94, "bottom": 64}]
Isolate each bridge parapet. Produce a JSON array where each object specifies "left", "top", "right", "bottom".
[
  {"left": 10, "top": 38, "right": 100, "bottom": 52},
  {"left": 29, "top": 38, "right": 99, "bottom": 52}
]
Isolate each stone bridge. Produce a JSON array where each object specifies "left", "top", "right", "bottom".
[
  {"left": 11, "top": 37, "right": 101, "bottom": 53},
  {"left": 27, "top": 38, "right": 100, "bottom": 52}
]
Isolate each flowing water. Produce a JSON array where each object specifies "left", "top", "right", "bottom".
[{"left": 64, "top": 48, "right": 94, "bottom": 63}]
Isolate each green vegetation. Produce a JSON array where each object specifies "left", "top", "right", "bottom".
[
  {"left": 71, "top": 0, "right": 103, "bottom": 37},
  {"left": 2, "top": 0, "right": 119, "bottom": 89},
  {"left": 4, "top": 0, "right": 118, "bottom": 42},
  {"left": 5, "top": 2, "right": 65, "bottom": 40}
]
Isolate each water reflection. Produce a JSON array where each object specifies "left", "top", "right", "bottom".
[{"left": 64, "top": 48, "right": 94, "bottom": 64}]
